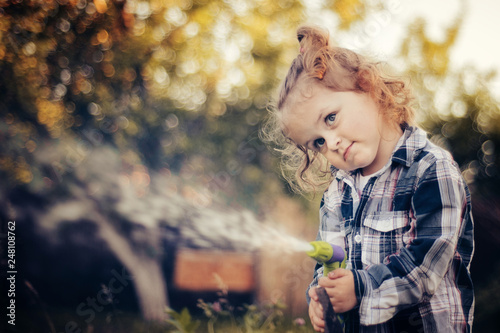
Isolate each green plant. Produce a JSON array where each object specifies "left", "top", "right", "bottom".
[
  {"left": 196, "top": 287, "right": 310, "bottom": 333},
  {"left": 166, "top": 299, "right": 311, "bottom": 333},
  {"left": 165, "top": 307, "right": 200, "bottom": 333},
  {"left": 166, "top": 273, "right": 311, "bottom": 333}
]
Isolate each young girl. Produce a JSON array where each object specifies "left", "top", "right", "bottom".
[{"left": 262, "top": 25, "right": 474, "bottom": 332}]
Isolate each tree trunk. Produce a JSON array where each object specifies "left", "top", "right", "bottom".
[
  {"left": 92, "top": 210, "right": 169, "bottom": 320},
  {"left": 131, "top": 258, "right": 169, "bottom": 321}
]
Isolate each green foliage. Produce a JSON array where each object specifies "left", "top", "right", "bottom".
[
  {"left": 0, "top": 0, "right": 310, "bottom": 208},
  {"left": 166, "top": 307, "right": 201, "bottom": 333},
  {"left": 0, "top": 0, "right": 416, "bottom": 207},
  {"left": 3, "top": 0, "right": 497, "bottom": 201},
  {"left": 166, "top": 278, "right": 310, "bottom": 332},
  {"left": 165, "top": 300, "right": 310, "bottom": 333},
  {"left": 399, "top": 11, "right": 500, "bottom": 198}
]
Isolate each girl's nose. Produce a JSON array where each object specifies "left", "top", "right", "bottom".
[{"left": 326, "top": 133, "right": 341, "bottom": 150}]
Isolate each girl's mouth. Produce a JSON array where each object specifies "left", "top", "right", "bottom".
[{"left": 344, "top": 143, "right": 353, "bottom": 161}]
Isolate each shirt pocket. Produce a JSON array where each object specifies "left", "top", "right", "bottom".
[{"left": 361, "top": 211, "right": 410, "bottom": 267}]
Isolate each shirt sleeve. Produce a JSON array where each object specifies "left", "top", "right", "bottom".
[{"left": 352, "top": 157, "right": 470, "bottom": 325}]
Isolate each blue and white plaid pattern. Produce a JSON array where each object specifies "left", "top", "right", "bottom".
[{"left": 308, "top": 126, "right": 474, "bottom": 332}]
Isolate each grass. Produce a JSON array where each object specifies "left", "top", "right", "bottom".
[
  {"left": 16, "top": 295, "right": 314, "bottom": 333},
  {"left": 165, "top": 286, "right": 314, "bottom": 333}
]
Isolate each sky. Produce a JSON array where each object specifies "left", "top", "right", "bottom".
[
  {"left": 399, "top": 0, "right": 500, "bottom": 97},
  {"left": 308, "top": 0, "right": 500, "bottom": 98},
  {"left": 376, "top": 0, "right": 499, "bottom": 71},
  {"left": 445, "top": 0, "right": 500, "bottom": 71}
]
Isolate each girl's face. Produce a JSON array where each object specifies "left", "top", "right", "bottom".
[{"left": 282, "top": 83, "right": 402, "bottom": 175}]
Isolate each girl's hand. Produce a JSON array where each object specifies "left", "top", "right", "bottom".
[
  {"left": 319, "top": 268, "right": 358, "bottom": 313},
  {"left": 308, "top": 287, "right": 326, "bottom": 332}
]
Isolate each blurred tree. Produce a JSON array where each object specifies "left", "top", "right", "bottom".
[
  {"left": 0, "top": 0, "right": 395, "bottom": 194},
  {"left": 400, "top": 12, "right": 500, "bottom": 199}
]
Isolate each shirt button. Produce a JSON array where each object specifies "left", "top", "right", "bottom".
[{"left": 354, "top": 234, "right": 362, "bottom": 243}]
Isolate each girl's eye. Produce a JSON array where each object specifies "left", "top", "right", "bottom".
[
  {"left": 314, "top": 138, "right": 325, "bottom": 149},
  {"left": 326, "top": 113, "right": 336, "bottom": 125}
]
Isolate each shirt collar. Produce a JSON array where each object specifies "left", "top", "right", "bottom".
[{"left": 391, "top": 126, "right": 427, "bottom": 167}]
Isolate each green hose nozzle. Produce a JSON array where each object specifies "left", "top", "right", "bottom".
[{"left": 307, "top": 241, "right": 346, "bottom": 275}]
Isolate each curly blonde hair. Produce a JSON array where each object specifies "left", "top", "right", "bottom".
[{"left": 261, "top": 25, "right": 415, "bottom": 194}]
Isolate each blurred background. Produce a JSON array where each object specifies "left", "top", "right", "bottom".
[{"left": 1, "top": 0, "right": 499, "bottom": 332}]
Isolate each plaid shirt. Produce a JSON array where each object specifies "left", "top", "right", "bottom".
[{"left": 309, "top": 126, "right": 474, "bottom": 332}]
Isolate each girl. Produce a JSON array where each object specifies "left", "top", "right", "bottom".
[{"left": 262, "top": 25, "right": 474, "bottom": 332}]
